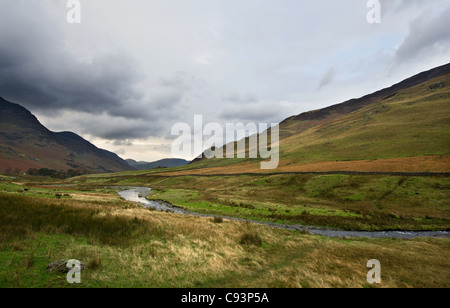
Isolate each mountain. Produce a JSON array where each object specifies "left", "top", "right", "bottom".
[
  {"left": 0, "top": 98, "right": 134, "bottom": 174},
  {"left": 126, "top": 158, "right": 190, "bottom": 170},
  {"left": 186, "top": 63, "right": 450, "bottom": 173},
  {"left": 279, "top": 62, "right": 450, "bottom": 140}
]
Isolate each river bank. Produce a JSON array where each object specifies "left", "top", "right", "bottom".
[{"left": 118, "top": 187, "right": 449, "bottom": 239}]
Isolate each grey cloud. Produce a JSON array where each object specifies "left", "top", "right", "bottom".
[
  {"left": 0, "top": 1, "right": 194, "bottom": 141},
  {"left": 381, "top": 0, "right": 422, "bottom": 13},
  {"left": 37, "top": 109, "right": 169, "bottom": 142},
  {"left": 223, "top": 92, "right": 258, "bottom": 104},
  {"left": 114, "top": 148, "right": 126, "bottom": 155},
  {"left": 318, "top": 67, "right": 336, "bottom": 90},
  {"left": 395, "top": 7, "right": 450, "bottom": 63},
  {"left": 158, "top": 72, "right": 206, "bottom": 90},
  {"left": 2, "top": 0, "right": 450, "bottom": 158},
  {"left": 219, "top": 102, "right": 282, "bottom": 123},
  {"left": 112, "top": 140, "right": 133, "bottom": 146},
  {"left": 0, "top": 8, "right": 143, "bottom": 116}
]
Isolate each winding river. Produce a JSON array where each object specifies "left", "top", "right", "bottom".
[{"left": 118, "top": 187, "right": 449, "bottom": 239}]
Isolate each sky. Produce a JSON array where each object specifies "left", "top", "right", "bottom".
[{"left": 0, "top": 0, "right": 449, "bottom": 162}]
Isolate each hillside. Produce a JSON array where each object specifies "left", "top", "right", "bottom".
[
  {"left": 168, "top": 63, "right": 450, "bottom": 174},
  {"left": 0, "top": 98, "right": 133, "bottom": 174},
  {"left": 126, "top": 158, "right": 190, "bottom": 170}
]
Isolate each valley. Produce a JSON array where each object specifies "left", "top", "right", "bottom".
[
  {"left": 1, "top": 64, "right": 449, "bottom": 288},
  {"left": 0, "top": 174, "right": 449, "bottom": 288}
]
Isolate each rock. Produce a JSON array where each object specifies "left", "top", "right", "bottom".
[{"left": 47, "top": 260, "right": 85, "bottom": 273}]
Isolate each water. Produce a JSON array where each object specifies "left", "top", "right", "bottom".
[{"left": 118, "top": 187, "right": 449, "bottom": 239}]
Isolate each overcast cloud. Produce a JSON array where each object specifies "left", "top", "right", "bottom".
[{"left": 0, "top": 0, "right": 449, "bottom": 161}]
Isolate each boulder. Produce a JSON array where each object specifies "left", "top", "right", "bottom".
[{"left": 47, "top": 260, "right": 85, "bottom": 273}]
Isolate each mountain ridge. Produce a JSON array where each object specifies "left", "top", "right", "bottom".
[
  {"left": 279, "top": 62, "right": 450, "bottom": 139},
  {"left": 126, "top": 158, "right": 190, "bottom": 170},
  {"left": 0, "top": 97, "right": 133, "bottom": 174}
]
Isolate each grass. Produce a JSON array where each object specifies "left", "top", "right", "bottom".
[
  {"left": 9, "top": 171, "right": 447, "bottom": 231},
  {"left": 0, "top": 195, "right": 158, "bottom": 247},
  {"left": 134, "top": 174, "right": 450, "bottom": 231},
  {"left": 212, "top": 216, "right": 223, "bottom": 224},
  {"left": 0, "top": 172, "right": 448, "bottom": 287},
  {"left": 0, "top": 191, "right": 448, "bottom": 288},
  {"left": 279, "top": 74, "right": 450, "bottom": 163},
  {"left": 240, "top": 223, "right": 263, "bottom": 247}
]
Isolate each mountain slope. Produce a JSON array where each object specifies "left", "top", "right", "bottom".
[
  {"left": 126, "top": 158, "right": 190, "bottom": 170},
  {"left": 181, "top": 63, "right": 450, "bottom": 174},
  {"left": 279, "top": 63, "right": 450, "bottom": 139},
  {"left": 0, "top": 98, "right": 133, "bottom": 173}
]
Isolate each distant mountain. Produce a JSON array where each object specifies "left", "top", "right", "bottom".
[
  {"left": 189, "top": 63, "right": 450, "bottom": 173},
  {"left": 0, "top": 97, "right": 134, "bottom": 174},
  {"left": 126, "top": 158, "right": 190, "bottom": 170}
]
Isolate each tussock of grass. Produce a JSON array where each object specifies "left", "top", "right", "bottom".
[
  {"left": 240, "top": 232, "right": 262, "bottom": 247},
  {"left": 239, "top": 221, "right": 263, "bottom": 247},
  {"left": 87, "top": 255, "right": 103, "bottom": 270},
  {"left": 212, "top": 216, "right": 223, "bottom": 224},
  {"left": 0, "top": 195, "right": 158, "bottom": 247}
]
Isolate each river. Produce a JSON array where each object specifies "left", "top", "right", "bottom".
[{"left": 118, "top": 187, "right": 449, "bottom": 239}]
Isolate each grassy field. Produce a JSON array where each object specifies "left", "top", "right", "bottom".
[
  {"left": 59, "top": 172, "right": 450, "bottom": 231},
  {"left": 1, "top": 170, "right": 449, "bottom": 288}
]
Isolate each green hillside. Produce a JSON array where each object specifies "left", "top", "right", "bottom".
[
  {"left": 280, "top": 73, "right": 450, "bottom": 163},
  {"left": 186, "top": 64, "right": 450, "bottom": 173}
]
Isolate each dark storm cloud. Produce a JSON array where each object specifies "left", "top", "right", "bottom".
[
  {"left": 0, "top": 1, "right": 193, "bottom": 142},
  {"left": 0, "top": 47, "right": 143, "bottom": 116},
  {"left": 41, "top": 110, "right": 166, "bottom": 140},
  {"left": 0, "top": 2, "right": 142, "bottom": 115}
]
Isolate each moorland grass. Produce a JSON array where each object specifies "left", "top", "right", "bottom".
[
  {"left": 0, "top": 195, "right": 157, "bottom": 247},
  {"left": 0, "top": 192, "right": 449, "bottom": 288},
  {"left": 141, "top": 174, "right": 450, "bottom": 231}
]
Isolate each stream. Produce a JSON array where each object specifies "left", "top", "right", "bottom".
[{"left": 118, "top": 187, "right": 449, "bottom": 239}]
